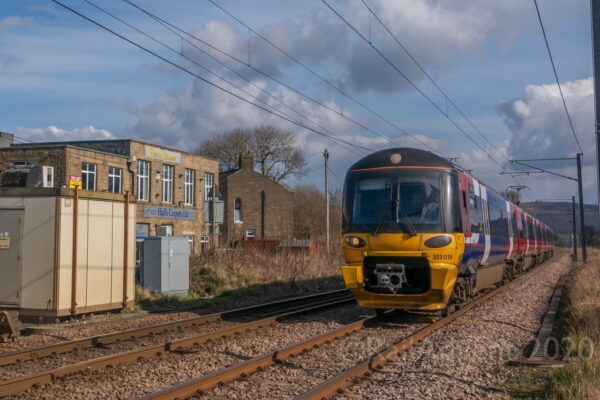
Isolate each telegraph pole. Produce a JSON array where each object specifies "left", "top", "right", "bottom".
[
  {"left": 591, "top": 0, "right": 600, "bottom": 220},
  {"left": 324, "top": 149, "right": 330, "bottom": 254},
  {"left": 577, "top": 153, "right": 587, "bottom": 261},
  {"left": 572, "top": 196, "right": 578, "bottom": 261}
]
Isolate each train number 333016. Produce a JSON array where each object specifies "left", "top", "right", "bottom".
[{"left": 432, "top": 253, "right": 453, "bottom": 261}]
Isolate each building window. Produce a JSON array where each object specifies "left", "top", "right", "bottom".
[
  {"left": 137, "top": 160, "right": 150, "bottom": 201},
  {"left": 234, "top": 197, "right": 243, "bottom": 223},
  {"left": 204, "top": 172, "right": 214, "bottom": 201},
  {"left": 157, "top": 224, "right": 173, "bottom": 237},
  {"left": 185, "top": 234, "right": 195, "bottom": 255},
  {"left": 82, "top": 162, "right": 96, "bottom": 191},
  {"left": 162, "top": 164, "right": 174, "bottom": 203},
  {"left": 108, "top": 166, "right": 122, "bottom": 194},
  {"left": 184, "top": 169, "right": 195, "bottom": 205}
]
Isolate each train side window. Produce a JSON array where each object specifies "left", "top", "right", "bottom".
[{"left": 469, "top": 194, "right": 481, "bottom": 233}]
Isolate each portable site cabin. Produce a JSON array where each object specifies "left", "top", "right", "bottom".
[{"left": 0, "top": 187, "right": 135, "bottom": 319}]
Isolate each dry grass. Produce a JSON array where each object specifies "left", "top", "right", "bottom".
[
  {"left": 545, "top": 248, "right": 600, "bottom": 400},
  {"left": 135, "top": 244, "right": 345, "bottom": 311},
  {"left": 190, "top": 246, "right": 344, "bottom": 298}
]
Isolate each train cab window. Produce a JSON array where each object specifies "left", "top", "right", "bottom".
[{"left": 345, "top": 169, "right": 454, "bottom": 233}]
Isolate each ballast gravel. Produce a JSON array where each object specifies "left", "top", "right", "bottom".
[{"left": 7, "top": 303, "right": 366, "bottom": 399}]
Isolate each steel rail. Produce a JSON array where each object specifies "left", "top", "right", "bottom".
[
  {"left": 0, "top": 289, "right": 349, "bottom": 367},
  {"left": 296, "top": 255, "right": 563, "bottom": 400},
  {"left": 138, "top": 315, "right": 377, "bottom": 400},
  {"left": 0, "top": 297, "right": 353, "bottom": 397},
  {"left": 140, "top": 253, "right": 561, "bottom": 400}
]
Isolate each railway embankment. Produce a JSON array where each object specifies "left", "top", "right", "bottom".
[{"left": 540, "top": 250, "right": 600, "bottom": 400}]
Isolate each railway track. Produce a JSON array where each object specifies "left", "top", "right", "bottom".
[
  {"left": 0, "top": 289, "right": 353, "bottom": 397},
  {"left": 139, "top": 255, "right": 562, "bottom": 400}
]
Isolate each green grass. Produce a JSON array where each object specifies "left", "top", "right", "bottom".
[
  {"left": 544, "top": 360, "right": 600, "bottom": 400},
  {"left": 503, "top": 369, "right": 549, "bottom": 399}
]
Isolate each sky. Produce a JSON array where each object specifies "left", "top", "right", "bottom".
[{"left": 0, "top": 0, "right": 596, "bottom": 204}]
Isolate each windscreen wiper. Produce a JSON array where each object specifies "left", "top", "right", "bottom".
[
  {"left": 371, "top": 220, "right": 383, "bottom": 236},
  {"left": 396, "top": 203, "right": 418, "bottom": 236},
  {"left": 392, "top": 184, "right": 418, "bottom": 236}
]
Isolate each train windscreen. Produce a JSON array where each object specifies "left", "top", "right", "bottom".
[{"left": 343, "top": 169, "right": 460, "bottom": 234}]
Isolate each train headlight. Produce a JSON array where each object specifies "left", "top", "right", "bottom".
[
  {"left": 344, "top": 236, "right": 366, "bottom": 248},
  {"left": 424, "top": 235, "right": 452, "bottom": 248}
]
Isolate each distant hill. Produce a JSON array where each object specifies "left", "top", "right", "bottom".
[{"left": 520, "top": 202, "right": 599, "bottom": 246}]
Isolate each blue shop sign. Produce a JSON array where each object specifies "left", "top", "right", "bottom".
[{"left": 144, "top": 206, "right": 195, "bottom": 220}]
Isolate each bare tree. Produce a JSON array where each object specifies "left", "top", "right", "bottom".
[
  {"left": 197, "top": 125, "right": 307, "bottom": 183},
  {"left": 293, "top": 184, "right": 342, "bottom": 240},
  {"left": 196, "top": 128, "right": 251, "bottom": 171}
]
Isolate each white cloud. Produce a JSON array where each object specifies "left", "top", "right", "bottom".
[
  {"left": 497, "top": 77, "right": 593, "bottom": 161},
  {"left": 494, "top": 77, "right": 596, "bottom": 202},
  {"left": 124, "top": 77, "right": 361, "bottom": 150},
  {"left": 182, "top": 0, "right": 581, "bottom": 94},
  {"left": 0, "top": 17, "right": 34, "bottom": 31},
  {"left": 14, "top": 125, "right": 116, "bottom": 142}
]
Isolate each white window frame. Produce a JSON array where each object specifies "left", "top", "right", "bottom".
[
  {"left": 162, "top": 164, "right": 174, "bottom": 203},
  {"left": 137, "top": 160, "right": 150, "bottom": 201},
  {"left": 157, "top": 224, "right": 173, "bottom": 237},
  {"left": 108, "top": 166, "right": 122, "bottom": 194},
  {"left": 82, "top": 162, "right": 96, "bottom": 191},
  {"left": 234, "top": 197, "right": 243, "bottom": 223},
  {"left": 204, "top": 172, "right": 214, "bottom": 201},
  {"left": 184, "top": 168, "right": 195, "bottom": 206}
]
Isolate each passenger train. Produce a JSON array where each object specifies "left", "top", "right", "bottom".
[{"left": 340, "top": 148, "right": 554, "bottom": 314}]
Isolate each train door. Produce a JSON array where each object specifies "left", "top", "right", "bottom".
[
  {"left": 460, "top": 174, "right": 484, "bottom": 268},
  {"left": 506, "top": 203, "right": 515, "bottom": 259},
  {"left": 480, "top": 186, "right": 491, "bottom": 265}
]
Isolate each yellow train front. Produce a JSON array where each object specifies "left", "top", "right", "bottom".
[{"left": 340, "top": 148, "right": 463, "bottom": 312}]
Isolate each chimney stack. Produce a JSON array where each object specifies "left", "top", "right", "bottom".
[
  {"left": 0, "top": 132, "right": 14, "bottom": 149},
  {"left": 240, "top": 151, "right": 253, "bottom": 170}
]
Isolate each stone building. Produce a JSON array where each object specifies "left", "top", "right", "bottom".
[
  {"left": 219, "top": 152, "right": 294, "bottom": 244},
  {"left": 0, "top": 138, "right": 222, "bottom": 256}
]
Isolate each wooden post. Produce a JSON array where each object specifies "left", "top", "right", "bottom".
[
  {"left": 70, "top": 187, "right": 79, "bottom": 315},
  {"left": 122, "top": 191, "right": 130, "bottom": 309}
]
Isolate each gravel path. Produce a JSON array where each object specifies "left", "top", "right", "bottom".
[
  {"left": 7, "top": 303, "right": 365, "bottom": 399},
  {"left": 337, "top": 254, "right": 570, "bottom": 400}
]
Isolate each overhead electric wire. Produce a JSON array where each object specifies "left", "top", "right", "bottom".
[
  {"left": 81, "top": 0, "right": 367, "bottom": 157},
  {"left": 50, "top": 0, "right": 372, "bottom": 156},
  {"left": 322, "top": 0, "right": 505, "bottom": 169},
  {"left": 360, "top": 0, "right": 508, "bottom": 165},
  {"left": 532, "top": 0, "right": 583, "bottom": 154},
  {"left": 192, "top": 0, "right": 442, "bottom": 155}
]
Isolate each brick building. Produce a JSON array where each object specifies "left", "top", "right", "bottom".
[
  {"left": 219, "top": 152, "right": 294, "bottom": 244},
  {"left": 0, "top": 139, "right": 222, "bottom": 255}
]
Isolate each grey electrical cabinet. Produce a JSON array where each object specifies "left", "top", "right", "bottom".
[{"left": 141, "top": 237, "right": 190, "bottom": 296}]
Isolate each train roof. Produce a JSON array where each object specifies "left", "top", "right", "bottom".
[{"left": 349, "top": 148, "right": 456, "bottom": 171}]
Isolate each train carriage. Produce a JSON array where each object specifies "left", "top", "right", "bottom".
[{"left": 340, "top": 148, "right": 553, "bottom": 313}]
